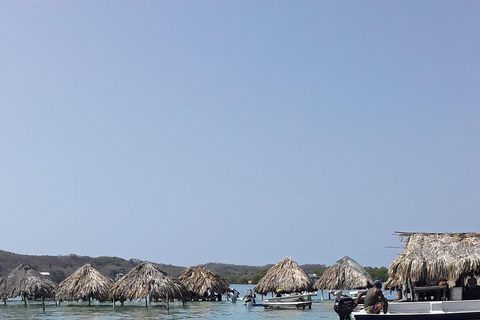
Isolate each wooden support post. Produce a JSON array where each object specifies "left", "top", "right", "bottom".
[{"left": 408, "top": 278, "right": 414, "bottom": 301}]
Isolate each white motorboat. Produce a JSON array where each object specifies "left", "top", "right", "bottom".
[
  {"left": 351, "top": 300, "right": 480, "bottom": 319},
  {"left": 262, "top": 292, "right": 316, "bottom": 310},
  {"left": 243, "top": 289, "right": 263, "bottom": 307}
]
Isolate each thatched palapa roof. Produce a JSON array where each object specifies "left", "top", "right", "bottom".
[
  {"left": 385, "top": 232, "right": 480, "bottom": 289},
  {"left": 109, "top": 261, "right": 189, "bottom": 306},
  {"left": 55, "top": 263, "right": 114, "bottom": 304},
  {"left": 314, "top": 256, "right": 374, "bottom": 290},
  {"left": 178, "top": 266, "right": 230, "bottom": 297},
  {"left": 0, "top": 263, "right": 57, "bottom": 308},
  {"left": 254, "top": 257, "right": 313, "bottom": 295}
]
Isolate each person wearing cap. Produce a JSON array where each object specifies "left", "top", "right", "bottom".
[{"left": 355, "top": 280, "right": 388, "bottom": 314}]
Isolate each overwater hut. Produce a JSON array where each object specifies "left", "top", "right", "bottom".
[
  {"left": 109, "top": 261, "right": 189, "bottom": 309},
  {"left": 385, "top": 232, "right": 480, "bottom": 300},
  {"left": 314, "top": 256, "right": 373, "bottom": 299},
  {"left": 55, "top": 263, "right": 114, "bottom": 305},
  {"left": 254, "top": 257, "right": 314, "bottom": 296},
  {"left": 0, "top": 263, "right": 57, "bottom": 310},
  {"left": 178, "top": 266, "right": 230, "bottom": 301}
]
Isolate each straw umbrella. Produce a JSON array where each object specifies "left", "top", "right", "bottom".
[
  {"left": 55, "top": 263, "right": 114, "bottom": 305},
  {"left": 0, "top": 263, "right": 57, "bottom": 310},
  {"left": 314, "top": 256, "right": 373, "bottom": 299},
  {"left": 178, "top": 266, "right": 230, "bottom": 301},
  {"left": 254, "top": 256, "right": 314, "bottom": 296},
  {"left": 385, "top": 232, "right": 480, "bottom": 293},
  {"left": 109, "top": 261, "right": 189, "bottom": 309}
]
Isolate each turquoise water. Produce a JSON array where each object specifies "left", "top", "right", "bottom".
[
  {"left": 0, "top": 285, "right": 397, "bottom": 320},
  {"left": 0, "top": 300, "right": 337, "bottom": 320}
]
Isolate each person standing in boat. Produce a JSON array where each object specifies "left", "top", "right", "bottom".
[{"left": 355, "top": 280, "right": 388, "bottom": 314}]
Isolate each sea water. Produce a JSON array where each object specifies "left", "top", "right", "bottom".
[{"left": 0, "top": 285, "right": 397, "bottom": 320}]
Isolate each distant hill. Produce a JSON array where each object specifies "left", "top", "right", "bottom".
[
  {"left": 0, "top": 249, "right": 184, "bottom": 283},
  {"left": 0, "top": 250, "right": 327, "bottom": 284}
]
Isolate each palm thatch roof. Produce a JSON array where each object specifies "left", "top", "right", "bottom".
[
  {"left": 253, "top": 257, "right": 314, "bottom": 295},
  {"left": 0, "top": 264, "right": 57, "bottom": 301},
  {"left": 109, "top": 261, "right": 189, "bottom": 306},
  {"left": 314, "top": 256, "right": 374, "bottom": 290},
  {"left": 385, "top": 232, "right": 480, "bottom": 289},
  {"left": 178, "top": 266, "right": 230, "bottom": 297},
  {"left": 55, "top": 263, "right": 114, "bottom": 304}
]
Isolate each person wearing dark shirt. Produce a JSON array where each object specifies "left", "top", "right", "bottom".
[{"left": 355, "top": 280, "right": 388, "bottom": 314}]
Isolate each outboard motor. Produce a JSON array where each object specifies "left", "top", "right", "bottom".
[{"left": 334, "top": 295, "right": 354, "bottom": 320}]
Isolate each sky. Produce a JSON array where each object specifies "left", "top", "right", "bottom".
[{"left": 0, "top": 1, "right": 479, "bottom": 270}]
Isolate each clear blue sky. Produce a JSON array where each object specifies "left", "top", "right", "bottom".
[{"left": 1, "top": 1, "right": 478, "bottom": 269}]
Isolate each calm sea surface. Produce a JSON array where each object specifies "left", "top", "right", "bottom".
[{"left": 0, "top": 285, "right": 398, "bottom": 320}]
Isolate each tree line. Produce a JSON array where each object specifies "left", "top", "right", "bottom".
[{"left": 0, "top": 250, "right": 388, "bottom": 284}]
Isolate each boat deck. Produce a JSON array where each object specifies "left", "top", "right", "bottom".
[{"left": 352, "top": 300, "right": 480, "bottom": 320}]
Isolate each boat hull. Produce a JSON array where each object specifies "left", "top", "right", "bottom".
[
  {"left": 263, "top": 301, "right": 312, "bottom": 309},
  {"left": 352, "top": 300, "right": 480, "bottom": 320},
  {"left": 262, "top": 292, "right": 316, "bottom": 310},
  {"left": 352, "top": 312, "right": 480, "bottom": 320}
]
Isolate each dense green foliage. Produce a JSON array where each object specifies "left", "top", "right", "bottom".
[
  {"left": 307, "top": 267, "right": 327, "bottom": 277},
  {"left": 225, "top": 268, "right": 270, "bottom": 284},
  {"left": 364, "top": 266, "right": 389, "bottom": 282}
]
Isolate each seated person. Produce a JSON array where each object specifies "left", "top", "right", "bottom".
[{"left": 355, "top": 280, "right": 388, "bottom": 314}]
